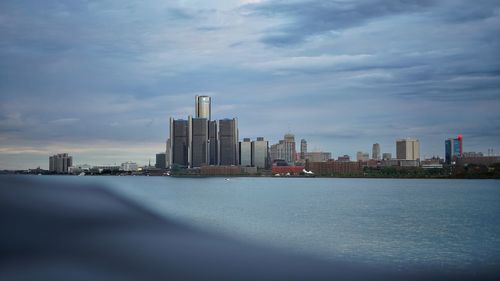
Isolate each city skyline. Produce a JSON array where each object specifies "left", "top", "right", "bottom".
[{"left": 1, "top": 1, "right": 499, "bottom": 169}]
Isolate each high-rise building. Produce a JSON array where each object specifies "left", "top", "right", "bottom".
[
  {"left": 270, "top": 134, "right": 296, "bottom": 165},
  {"left": 49, "top": 153, "right": 73, "bottom": 173},
  {"left": 208, "top": 120, "right": 218, "bottom": 165},
  {"left": 396, "top": 138, "right": 420, "bottom": 161},
  {"left": 165, "top": 138, "right": 171, "bottom": 168},
  {"left": 300, "top": 139, "right": 307, "bottom": 160},
  {"left": 195, "top": 95, "right": 211, "bottom": 120},
  {"left": 170, "top": 118, "right": 190, "bottom": 167},
  {"left": 382, "top": 153, "right": 392, "bottom": 160},
  {"left": 156, "top": 153, "right": 167, "bottom": 169},
  {"left": 218, "top": 118, "right": 239, "bottom": 165},
  {"left": 372, "top": 143, "right": 381, "bottom": 160},
  {"left": 445, "top": 135, "right": 463, "bottom": 164},
  {"left": 252, "top": 137, "right": 269, "bottom": 169},
  {"left": 239, "top": 138, "right": 252, "bottom": 167},
  {"left": 191, "top": 117, "right": 209, "bottom": 167}
]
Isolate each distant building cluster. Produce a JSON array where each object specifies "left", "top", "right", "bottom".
[
  {"left": 45, "top": 96, "right": 499, "bottom": 177},
  {"left": 166, "top": 96, "right": 269, "bottom": 170}
]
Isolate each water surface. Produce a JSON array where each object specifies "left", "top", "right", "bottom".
[{"left": 31, "top": 176, "right": 500, "bottom": 271}]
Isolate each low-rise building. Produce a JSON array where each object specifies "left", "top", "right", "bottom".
[{"left": 306, "top": 161, "right": 362, "bottom": 176}]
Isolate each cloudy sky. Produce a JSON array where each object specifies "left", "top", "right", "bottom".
[{"left": 1, "top": 0, "right": 499, "bottom": 169}]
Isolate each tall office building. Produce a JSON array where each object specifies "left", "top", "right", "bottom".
[
  {"left": 396, "top": 138, "right": 420, "bottom": 161},
  {"left": 208, "top": 120, "right": 218, "bottom": 165},
  {"left": 169, "top": 118, "right": 191, "bottom": 167},
  {"left": 239, "top": 138, "right": 252, "bottom": 167},
  {"left": 191, "top": 117, "right": 209, "bottom": 167},
  {"left": 270, "top": 133, "right": 296, "bottom": 165},
  {"left": 156, "top": 153, "right": 167, "bottom": 169},
  {"left": 300, "top": 139, "right": 307, "bottom": 160},
  {"left": 252, "top": 137, "right": 269, "bottom": 169},
  {"left": 49, "top": 153, "right": 72, "bottom": 174},
  {"left": 165, "top": 138, "right": 171, "bottom": 168},
  {"left": 372, "top": 143, "right": 381, "bottom": 160},
  {"left": 382, "top": 153, "right": 392, "bottom": 160},
  {"left": 218, "top": 118, "right": 239, "bottom": 165},
  {"left": 283, "top": 133, "right": 296, "bottom": 164},
  {"left": 445, "top": 134, "right": 463, "bottom": 164},
  {"left": 195, "top": 95, "right": 211, "bottom": 120}
]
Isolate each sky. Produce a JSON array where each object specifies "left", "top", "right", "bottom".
[{"left": 1, "top": 0, "right": 500, "bottom": 169}]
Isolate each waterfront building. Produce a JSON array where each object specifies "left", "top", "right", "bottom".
[
  {"left": 191, "top": 117, "right": 209, "bottom": 167},
  {"left": 396, "top": 138, "right": 420, "bottom": 161},
  {"left": 306, "top": 160, "right": 362, "bottom": 176},
  {"left": 372, "top": 143, "right": 381, "bottom": 160},
  {"left": 169, "top": 118, "right": 190, "bottom": 168},
  {"left": 356, "top": 151, "right": 369, "bottom": 162},
  {"left": 218, "top": 118, "right": 239, "bottom": 165},
  {"left": 252, "top": 137, "right": 269, "bottom": 169},
  {"left": 49, "top": 153, "right": 72, "bottom": 174},
  {"left": 155, "top": 153, "right": 167, "bottom": 169},
  {"left": 300, "top": 139, "right": 307, "bottom": 160},
  {"left": 195, "top": 95, "right": 211, "bottom": 120},
  {"left": 445, "top": 135, "right": 463, "bottom": 164},
  {"left": 201, "top": 165, "right": 241, "bottom": 176},
  {"left": 121, "top": 161, "right": 138, "bottom": 172},
  {"left": 208, "top": 120, "right": 218, "bottom": 165},
  {"left": 239, "top": 138, "right": 252, "bottom": 167},
  {"left": 382, "top": 153, "right": 392, "bottom": 160}
]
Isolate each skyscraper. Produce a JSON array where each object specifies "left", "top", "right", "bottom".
[
  {"left": 170, "top": 118, "right": 190, "bottom": 167},
  {"left": 239, "top": 138, "right": 252, "bottom": 167},
  {"left": 49, "top": 153, "right": 72, "bottom": 174},
  {"left": 218, "top": 118, "right": 239, "bottom": 165},
  {"left": 208, "top": 120, "right": 218, "bottom": 165},
  {"left": 195, "top": 95, "right": 211, "bottom": 120},
  {"left": 396, "top": 138, "right": 420, "bottom": 161},
  {"left": 191, "top": 117, "right": 209, "bottom": 167},
  {"left": 445, "top": 134, "right": 463, "bottom": 164},
  {"left": 372, "top": 143, "right": 381, "bottom": 160},
  {"left": 252, "top": 137, "right": 269, "bottom": 169},
  {"left": 300, "top": 139, "right": 307, "bottom": 160},
  {"left": 283, "top": 133, "right": 296, "bottom": 165}
]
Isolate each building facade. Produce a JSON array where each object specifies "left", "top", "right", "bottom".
[
  {"left": 208, "top": 120, "right": 218, "bottom": 165},
  {"left": 195, "top": 95, "right": 211, "bottom": 120},
  {"left": 191, "top": 117, "right": 209, "bottom": 167},
  {"left": 170, "top": 118, "right": 190, "bottom": 167},
  {"left": 218, "top": 118, "right": 239, "bottom": 165},
  {"left": 300, "top": 139, "right": 307, "bottom": 160},
  {"left": 396, "top": 138, "right": 420, "bottom": 161},
  {"left": 445, "top": 135, "right": 463, "bottom": 164},
  {"left": 49, "top": 153, "right": 73, "bottom": 174},
  {"left": 382, "top": 153, "right": 392, "bottom": 160},
  {"left": 356, "top": 151, "right": 369, "bottom": 162},
  {"left": 155, "top": 153, "right": 167, "bottom": 169},
  {"left": 303, "top": 152, "right": 331, "bottom": 162},
  {"left": 372, "top": 143, "right": 381, "bottom": 160},
  {"left": 239, "top": 138, "right": 252, "bottom": 167},
  {"left": 252, "top": 137, "right": 269, "bottom": 169}
]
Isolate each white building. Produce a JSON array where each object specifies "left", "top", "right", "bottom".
[
  {"left": 252, "top": 137, "right": 269, "bottom": 169},
  {"left": 121, "top": 161, "right": 139, "bottom": 172},
  {"left": 239, "top": 138, "right": 252, "bottom": 167}
]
